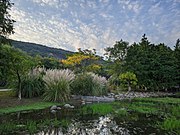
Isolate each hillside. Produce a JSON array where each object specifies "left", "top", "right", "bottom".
[{"left": 11, "top": 40, "right": 73, "bottom": 59}]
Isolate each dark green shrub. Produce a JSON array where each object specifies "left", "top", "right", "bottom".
[
  {"left": 71, "top": 73, "right": 94, "bottom": 95},
  {"left": 21, "top": 75, "right": 45, "bottom": 98},
  {"left": 71, "top": 73, "right": 108, "bottom": 96}
]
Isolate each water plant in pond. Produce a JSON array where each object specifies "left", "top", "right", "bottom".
[
  {"left": 60, "top": 119, "right": 71, "bottom": 128},
  {"left": 160, "top": 117, "right": 180, "bottom": 134},
  {"left": 171, "top": 105, "right": 180, "bottom": 118},
  {"left": 26, "top": 120, "right": 37, "bottom": 134},
  {"left": 0, "top": 122, "right": 17, "bottom": 135},
  {"left": 52, "top": 118, "right": 61, "bottom": 128},
  {"left": 128, "top": 103, "right": 159, "bottom": 114},
  {"left": 115, "top": 108, "right": 128, "bottom": 117},
  {"left": 133, "top": 97, "right": 180, "bottom": 105},
  {"left": 81, "top": 103, "right": 113, "bottom": 115}
]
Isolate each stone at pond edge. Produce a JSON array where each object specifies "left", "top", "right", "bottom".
[
  {"left": 64, "top": 104, "right": 74, "bottom": 109},
  {"left": 50, "top": 105, "right": 57, "bottom": 110}
]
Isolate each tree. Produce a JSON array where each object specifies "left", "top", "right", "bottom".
[
  {"left": 104, "top": 40, "right": 129, "bottom": 77},
  {"left": 104, "top": 39, "right": 128, "bottom": 62},
  {"left": 124, "top": 35, "right": 177, "bottom": 91},
  {"left": 174, "top": 39, "right": 180, "bottom": 89},
  {"left": 0, "top": 45, "right": 34, "bottom": 100},
  {"left": 61, "top": 49, "right": 99, "bottom": 72},
  {"left": 0, "top": 0, "right": 15, "bottom": 37},
  {"left": 119, "top": 72, "right": 138, "bottom": 93}
]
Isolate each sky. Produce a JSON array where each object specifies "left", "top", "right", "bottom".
[{"left": 9, "top": 0, "right": 180, "bottom": 55}]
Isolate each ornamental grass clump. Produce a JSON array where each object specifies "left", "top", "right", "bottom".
[
  {"left": 17, "top": 67, "right": 45, "bottom": 98},
  {"left": 71, "top": 72, "right": 108, "bottom": 96},
  {"left": 43, "top": 69, "right": 75, "bottom": 102},
  {"left": 88, "top": 72, "right": 108, "bottom": 96}
]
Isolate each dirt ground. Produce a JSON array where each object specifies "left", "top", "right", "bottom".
[{"left": 0, "top": 97, "right": 42, "bottom": 108}]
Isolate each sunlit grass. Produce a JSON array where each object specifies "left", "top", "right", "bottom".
[
  {"left": 133, "top": 97, "right": 180, "bottom": 104},
  {"left": 81, "top": 103, "right": 113, "bottom": 115},
  {"left": 160, "top": 117, "right": 180, "bottom": 134},
  {"left": 0, "top": 102, "right": 61, "bottom": 114}
]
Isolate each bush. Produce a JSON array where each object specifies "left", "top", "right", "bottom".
[
  {"left": 71, "top": 73, "right": 94, "bottom": 95},
  {"left": 21, "top": 75, "right": 45, "bottom": 98},
  {"left": 71, "top": 72, "right": 108, "bottom": 96},
  {"left": 12, "top": 67, "right": 45, "bottom": 98},
  {"left": 43, "top": 69, "right": 75, "bottom": 101}
]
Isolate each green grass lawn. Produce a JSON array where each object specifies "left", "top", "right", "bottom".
[{"left": 0, "top": 102, "right": 61, "bottom": 115}]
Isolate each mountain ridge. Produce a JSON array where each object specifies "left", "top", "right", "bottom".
[{"left": 11, "top": 40, "right": 74, "bottom": 59}]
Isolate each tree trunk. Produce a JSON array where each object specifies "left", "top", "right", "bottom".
[
  {"left": 16, "top": 70, "right": 22, "bottom": 100},
  {"left": 126, "top": 82, "right": 131, "bottom": 95}
]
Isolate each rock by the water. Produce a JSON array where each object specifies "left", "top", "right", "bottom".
[
  {"left": 57, "top": 107, "right": 61, "bottom": 110},
  {"left": 64, "top": 104, "right": 74, "bottom": 109},
  {"left": 50, "top": 109, "right": 57, "bottom": 113},
  {"left": 50, "top": 105, "right": 57, "bottom": 110}
]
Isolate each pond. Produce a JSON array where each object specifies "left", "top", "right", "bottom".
[{"left": 0, "top": 98, "right": 179, "bottom": 135}]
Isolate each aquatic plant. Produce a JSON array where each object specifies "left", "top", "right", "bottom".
[
  {"left": 0, "top": 122, "right": 17, "bottom": 135},
  {"left": 115, "top": 109, "right": 128, "bottom": 117},
  {"left": 52, "top": 118, "right": 61, "bottom": 128},
  {"left": 160, "top": 117, "right": 180, "bottom": 134},
  {"left": 129, "top": 104, "right": 158, "bottom": 114},
  {"left": 171, "top": 105, "right": 180, "bottom": 118},
  {"left": 60, "top": 119, "right": 71, "bottom": 128},
  {"left": 133, "top": 97, "right": 180, "bottom": 105},
  {"left": 82, "top": 103, "right": 113, "bottom": 115},
  {"left": 26, "top": 120, "right": 37, "bottom": 134}
]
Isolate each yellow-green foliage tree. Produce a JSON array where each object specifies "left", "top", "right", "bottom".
[
  {"left": 119, "top": 72, "right": 138, "bottom": 93},
  {"left": 61, "top": 49, "right": 99, "bottom": 72}
]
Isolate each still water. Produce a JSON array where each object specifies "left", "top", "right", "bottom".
[{"left": 0, "top": 105, "right": 167, "bottom": 135}]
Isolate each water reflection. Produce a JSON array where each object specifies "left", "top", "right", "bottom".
[{"left": 36, "top": 115, "right": 130, "bottom": 135}]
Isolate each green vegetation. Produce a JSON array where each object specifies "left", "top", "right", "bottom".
[
  {"left": 133, "top": 97, "right": 180, "bottom": 104},
  {"left": 71, "top": 72, "right": 108, "bottom": 96},
  {"left": 0, "top": 0, "right": 15, "bottom": 38},
  {"left": 18, "top": 68, "right": 45, "bottom": 98},
  {"left": 26, "top": 120, "right": 37, "bottom": 134},
  {"left": 119, "top": 72, "right": 138, "bottom": 92},
  {"left": 81, "top": 103, "right": 113, "bottom": 115},
  {"left": 160, "top": 117, "right": 180, "bottom": 134},
  {"left": 43, "top": 69, "right": 75, "bottom": 102},
  {"left": 0, "top": 122, "right": 17, "bottom": 135},
  {"left": 0, "top": 102, "right": 61, "bottom": 114},
  {"left": 0, "top": 90, "right": 16, "bottom": 98}
]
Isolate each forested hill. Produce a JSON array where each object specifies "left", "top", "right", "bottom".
[{"left": 11, "top": 40, "right": 74, "bottom": 59}]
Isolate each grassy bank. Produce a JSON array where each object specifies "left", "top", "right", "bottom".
[{"left": 0, "top": 101, "right": 61, "bottom": 115}]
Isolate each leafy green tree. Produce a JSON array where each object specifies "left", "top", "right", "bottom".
[
  {"left": 0, "top": 45, "right": 34, "bottom": 99},
  {"left": 104, "top": 40, "right": 128, "bottom": 62},
  {"left": 119, "top": 72, "right": 138, "bottom": 93},
  {"left": 174, "top": 39, "right": 180, "bottom": 89},
  {"left": 41, "top": 57, "right": 63, "bottom": 69},
  {"left": 125, "top": 35, "right": 177, "bottom": 91},
  {"left": 0, "top": 0, "right": 15, "bottom": 43},
  {"left": 104, "top": 40, "right": 128, "bottom": 77}
]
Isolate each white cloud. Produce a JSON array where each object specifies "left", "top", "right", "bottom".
[{"left": 9, "top": 0, "right": 180, "bottom": 56}]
